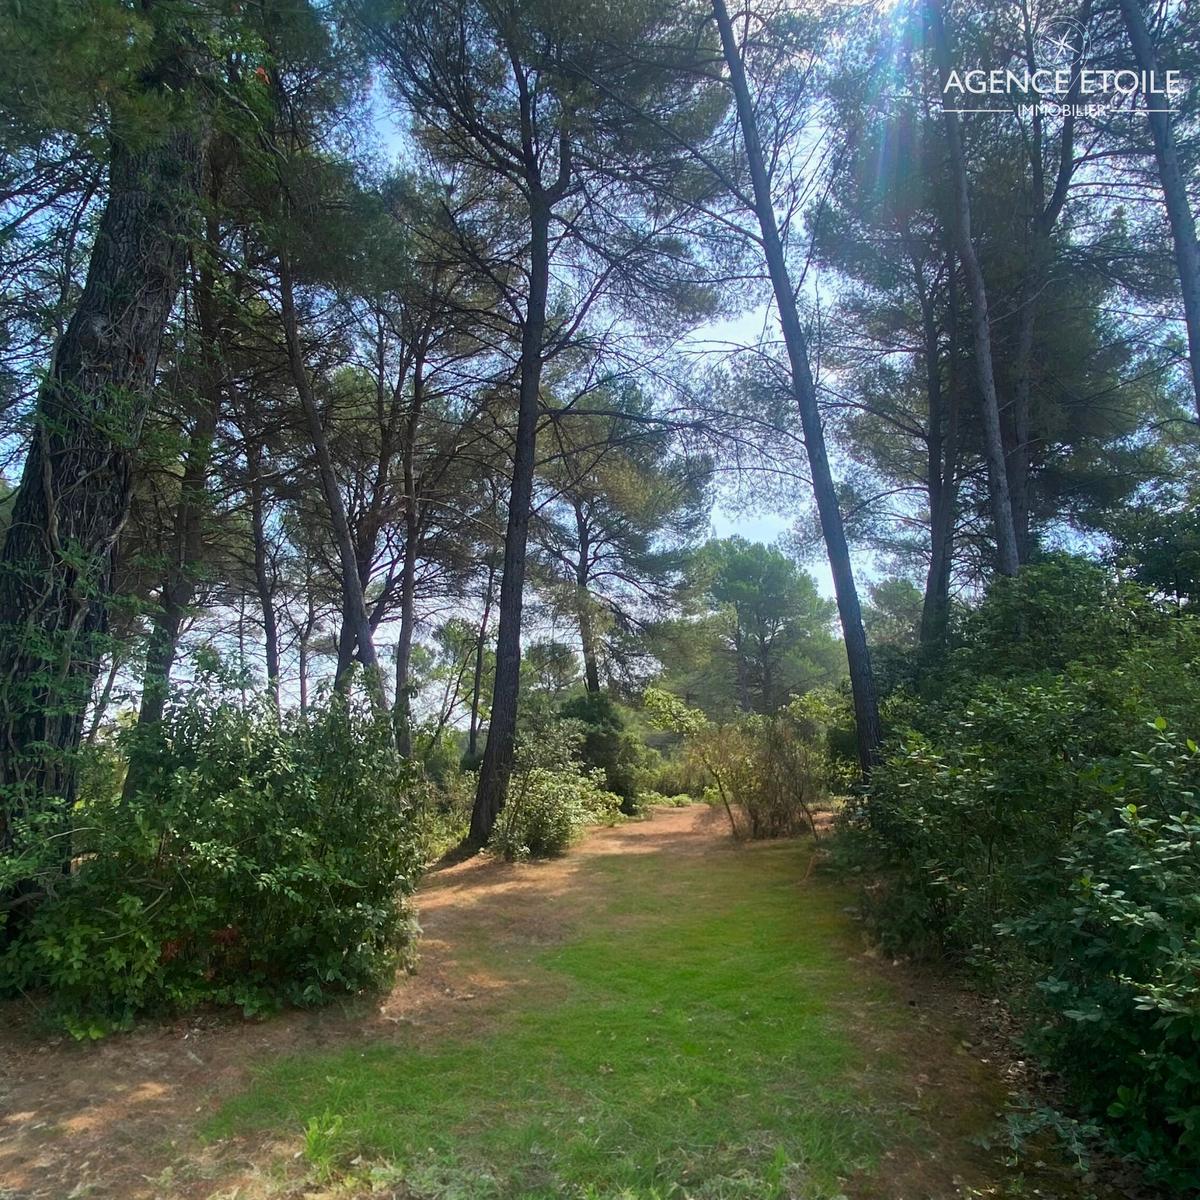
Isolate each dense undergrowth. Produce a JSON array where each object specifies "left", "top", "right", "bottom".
[
  {"left": 0, "top": 676, "right": 424, "bottom": 1037},
  {"left": 844, "top": 558, "right": 1200, "bottom": 1189}
]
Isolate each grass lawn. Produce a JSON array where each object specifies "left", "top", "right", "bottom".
[{"left": 208, "top": 833, "right": 926, "bottom": 1199}]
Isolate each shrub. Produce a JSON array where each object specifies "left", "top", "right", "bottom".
[
  {"left": 1, "top": 678, "right": 422, "bottom": 1036},
  {"left": 1006, "top": 723, "right": 1200, "bottom": 1184},
  {"left": 633, "top": 789, "right": 694, "bottom": 810},
  {"left": 644, "top": 688, "right": 846, "bottom": 840},
  {"left": 412, "top": 768, "right": 475, "bottom": 862},
  {"left": 848, "top": 560, "right": 1200, "bottom": 1186},
  {"left": 488, "top": 720, "right": 620, "bottom": 860},
  {"left": 643, "top": 750, "right": 707, "bottom": 799},
  {"left": 558, "top": 692, "right": 652, "bottom": 814}
]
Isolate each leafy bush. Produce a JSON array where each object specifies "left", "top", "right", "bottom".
[
  {"left": 642, "top": 750, "right": 708, "bottom": 799},
  {"left": 412, "top": 768, "right": 475, "bottom": 862},
  {"left": 489, "top": 720, "right": 621, "bottom": 860},
  {"left": 633, "top": 789, "right": 694, "bottom": 810},
  {"left": 1, "top": 678, "right": 422, "bottom": 1036},
  {"left": 1006, "top": 723, "right": 1200, "bottom": 1181},
  {"left": 558, "top": 692, "right": 653, "bottom": 814},
  {"left": 848, "top": 559, "right": 1200, "bottom": 1186},
  {"left": 644, "top": 688, "right": 846, "bottom": 840}
]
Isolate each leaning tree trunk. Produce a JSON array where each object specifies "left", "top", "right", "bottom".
[
  {"left": 713, "top": 0, "right": 882, "bottom": 773},
  {"left": 930, "top": 0, "right": 1021, "bottom": 577},
  {"left": 1118, "top": 0, "right": 1200, "bottom": 417},
  {"left": 470, "top": 201, "right": 552, "bottom": 845},
  {"left": 0, "top": 121, "right": 204, "bottom": 902}
]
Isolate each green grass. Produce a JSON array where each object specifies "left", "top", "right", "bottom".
[{"left": 208, "top": 840, "right": 909, "bottom": 1199}]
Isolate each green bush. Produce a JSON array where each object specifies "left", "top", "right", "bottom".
[
  {"left": 644, "top": 688, "right": 846, "bottom": 840},
  {"left": 1008, "top": 723, "right": 1200, "bottom": 1182},
  {"left": 489, "top": 721, "right": 621, "bottom": 860},
  {"left": 633, "top": 789, "right": 694, "bottom": 810},
  {"left": 848, "top": 559, "right": 1200, "bottom": 1186},
  {"left": 558, "top": 692, "right": 652, "bottom": 814},
  {"left": 643, "top": 751, "right": 707, "bottom": 799},
  {"left": 1, "top": 679, "right": 422, "bottom": 1036},
  {"left": 412, "top": 768, "right": 474, "bottom": 862}
]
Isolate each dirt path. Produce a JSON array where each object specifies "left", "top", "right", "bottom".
[
  {"left": 0, "top": 809, "right": 724, "bottom": 1199},
  {"left": 0, "top": 808, "right": 1117, "bottom": 1200}
]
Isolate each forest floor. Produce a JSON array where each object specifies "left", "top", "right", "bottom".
[{"left": 0, "top": 805, "right": 1145, "bottom": 1200}]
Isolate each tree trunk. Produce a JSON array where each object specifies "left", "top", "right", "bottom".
[
  {"left": 733, "top": 623, "right": 752, "bottom": 714},
  {"left": 921, "top": 259, "right": 961, "bottom": 648},
  {"left": 470, "top": 201, "right": 551, "bottom": 844},
  {"left": 0, "top": 119, "right": 204, "bottom": 886},
  {"left": 1008, "top": 276, "right": 1036, "bottom": 559},
  {"left": 85, "top": 651, "right": 123, "bottom": 748},
  {"left": 299, "top": 610, "right": 314, "bottom": 715},
  {"left": 277, "top": 252, "right": 386, "bottom": 712},
  {"left": 246, "top": 441, "right": 280, "bottom": 706},
  {"left": 392, "top": 537, "right": 418, "bottom": 756},
  {"left": 467, "top": 558, "right": 496, "bottom": 760},
  {"left": 1118, "top": 0, "right": 1200, "bottom": 416},
  {"left": 574, "top": 503, "right": 600, "bottom": 694},
  {"left": 713, "top": 0, "right": 882, "bottom": 773},
  {"left": 393, "top": 357, "right": 426, "bottom": 756},
  {"left": 929, "top": 0, "right": 1021, "bottom": 577},
  {"left": 125, "top": 217, "right": 224, "bottom": 799}
]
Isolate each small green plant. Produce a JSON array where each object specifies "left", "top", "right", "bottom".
[{"left": 303, "top": 1108, "right": 347, "bottom": 1182}]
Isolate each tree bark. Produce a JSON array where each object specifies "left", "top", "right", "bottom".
[
  {"left": 1118, "top": 0, "right": 1200, "bottom": 417},
  {"left": 921, "top": 258, "right": 961, "bottom": 648},
  {"left": 0, "top": 117, "right": 204, "bottom": 880},
  {"left": 393, "top": 356, "right": 427, "bottom": 756},
  {"left": 713, "top": 0, "right": 882, "bottom": 772},
  {"left": 929, "top": 0, "right": 1021, "bottom": 577},
  {"left": 470, "top": 200, "right": 551, "bottom": 844},
  {"left": 467, "top": 558, "right": 496, "bottom": 761},
  {"left": 246, "top": 440, "right": 281, "bottom": 706},
  {"left": 574, "top": 502, "right": 600, "bottom": 694},
  {"left": 125, "top": 218, "right": 224, "bottom": 799},
  {"left": 277, "top": 252, "right": 386, "bottom": 712}
]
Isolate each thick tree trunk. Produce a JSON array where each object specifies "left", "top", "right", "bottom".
[
  {"left": 470, "top": 202, "right": 551, "bottom": 844},
  {"left": 277, "top": 253, "right": 386, "bottom": 712},
  {"left": 1118, "top": 0, "right": 1200, "bottom": 416},
  {"left": 929, "top": 0, "right": 1021, "bottom": 577},
  {"left": 713, "top": 0, "right": 882, "bottom": 772},
  {"left": 0, "top": 120, "right": 203, "bottom": 885}
]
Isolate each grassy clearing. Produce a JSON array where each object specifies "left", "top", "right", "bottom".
[{"left": 209, "top": 837, "right": 915, "bottom": 1199}]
